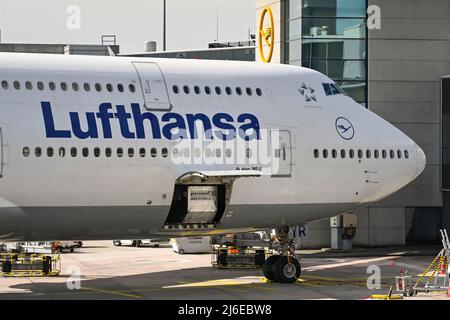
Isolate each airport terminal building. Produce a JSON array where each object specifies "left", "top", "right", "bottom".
[{"left": 256, "top": 0, "right": 450, "bottom": 246}]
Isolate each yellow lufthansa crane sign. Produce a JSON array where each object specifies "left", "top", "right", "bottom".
[{"left": 258, "top": 6, "right": 275, "bottom": 63}]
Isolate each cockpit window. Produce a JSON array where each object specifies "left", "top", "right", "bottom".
[
  {"left": 322, "top": 84, "right": 333, "bottom": 96},
  {"left": 323, "top": 83, "right": 347, "bottom": 96},
  {"left": 330, "top": 84, "right": 341, "bottom": 95}
]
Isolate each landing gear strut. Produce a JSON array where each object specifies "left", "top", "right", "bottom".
[{"left": 263, "top": 226, "right": 301, "bottom": 283}]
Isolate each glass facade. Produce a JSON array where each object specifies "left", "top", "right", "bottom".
[
  {"left": 285, "top": 0, "right": 368, "bottom": 104},
  {"left": 442, "top": 78, "right": 450, "bottom": 190}
]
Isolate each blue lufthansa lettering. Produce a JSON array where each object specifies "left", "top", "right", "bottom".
[
  {"left": 238, "top": 113, "right": 261, "bottom": 141},
  {"left": 42, "top": 102, "right": 261, "bottom": 141},
  {"left": 162, "top": 112, "right": 187, "bottom": 140},
  {"left": 132, "top": 104, "right": 161, "bottom": 139},
  {"left": 41, "top": 101, "right": 71, "bottom": 138},
  {"left": 213, "top": 113, "right": 236, "bottom": 141},
  {"left": 96, "top": 103, "right": 114, "bottom": 139},
  {"left": 70, "top": 111, "right": 98, "bottom": 139}
]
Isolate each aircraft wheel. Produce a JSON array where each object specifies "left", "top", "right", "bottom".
[
  {"left": 272, "top": 256, "right": 301, "bottom": 284},
  {"left": 113, "top": 241, "right": 122, "bottom": 246},
  {"left": 133, "top": 240, "right": 142, "bottom": 247},
  {"left": 262, "top": 255, "right": 281, "bottom": 281}
]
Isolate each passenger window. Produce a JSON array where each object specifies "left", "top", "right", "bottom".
[
  {"left": 205, "top": 86, "right": 211, "bottom": 95},
  {"left": 72, "top": 82, "right": 79, "bottom": 92},
  {"left": 118, "top": 84, "right": 124, "bottom": 92},
  {"left": 374, "top": 150, "right": 380, "bottom": 159},
  {"left": 194, "top": 86, "right": 201, "bottom": 94},
  {"left": 341, "top": 149, "right": 346, "bottom": 158},
  {"left": 358, "top": 150, "right": 363, "bottom": 159},
  {"left": 405, "top": 150, "right": 409, "bottom": 159},
  {"left": 382, "top": 150, "right": 387, "bottom": 159},
  {"left": 314, "top": 149, "right": 319, "bottom": 158},
  {"left": 397, "top": 150, "right": 402, "bottom": 159},
  {"left": 246, "top": 87, "right": 253, "bottom": 96},
  {"left": 84, "top": 83, "right": 91, "bottom": 92},
  {"left": 139, "top": 148, "right": 146, "bottom": 157},
  {"left": 349, "top": 149, "right": 355, "bottom": 159},
  {"left": 226, "top": 149, "right": 232, "bottom": 158},
  {"left": 61, "top": 82, "right": 68, "bottom": 91},
  {"left": 215, "top": 87, "right": 222, "bottom": 95},
  {"left": 366, "top": 150, "right": 371, "bottom": 159},
  {"left": 256, "top": 88, "right": 263, "bottom": 96},
  {"left": 47, "top": 147, "right": 54, "bottom": 157},
  {"left": 71, "top": 147, "right": 77, "bottom": 157},
  {"left": 35, "top": 147, "right": 42, "bottom": 157},
  {"left": 183, "top": 85, "right": 190, "bottom": 94},
  {"left": 129, "top": 84, "right": 136, "bottom": 93},
  {"left": 37, "top": 82, "right": 45, "bottom": 91},
  {"left": 107, "top": 84, "right": 113, "bottom": 92},
  {"left": 95, "top": 83, "right": 102, "bottom": 92},
  {"left": 105, "top": 148, "right": 112, "bottom": 158},
  {"left": 226, "top": 87, "right": 232, "bottom": 95},
  {"left": 217, "top": 149, "right": 223, "bottom": 158},
  {"left": 390, "top": 150, "right": 395, "bottom": 159},
  {"left": 49, "top": 82, "right": 56, "bottom": 91},
  {"left": 173, "top": 85, "right": 179, "bottom": 94},
  {"left": 59, "top": 147, "right": 65, "bottom": 157},
  {"left": 151, "top": 148, "right": 157, "bottom": 158},
  {"left": 23, "top": 147, "right": 30, "bottom": 157},
  {"left": 162, "top": 148, "right": 169, "bottom": 158},
  {"left": 332, "top": 149, "right": 337, "bottom": 158},
  {"left": 117, "top": 148, "right": 124, "bottom": 158},
  {"left": 128, "top": 148, "right": 134, "bottom": 157},
  {"left": 25, "top": 81, "right": 33, "bottom": 90},
  {"left": 1, "top": 81, "right": 8, "bottom": 90},
  {"left": 172, "top": 149, "right": 180, "bottom": 159},
  {"left": 322, "top": 83, "right": 332, "bottom": 96},
  {"left": 236, "top": 87, "right": 242, "bottom": 96},
  {"left": 82, "top": 147, "right": 89, "bottom": 157},
  {"left": 94, "top": 148, "right": 101, "bottom": 157},
  {"left": 323, "top": 149, "right": 328, "bottom": 159},
  {"left": 13, "top": 81, "right": 20, "bottom": 90}
]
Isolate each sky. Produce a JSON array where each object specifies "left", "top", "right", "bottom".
[{"left": 0, "top": 0, "right": 256, "bottom": 54}]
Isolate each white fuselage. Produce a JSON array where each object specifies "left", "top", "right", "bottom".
[{"left": 0, "top": 53, "right": 425, "bottom": 241}]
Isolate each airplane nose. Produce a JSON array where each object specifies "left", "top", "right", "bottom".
[{"left": 415, "top": 143, "right": 426, "bottom": 177}]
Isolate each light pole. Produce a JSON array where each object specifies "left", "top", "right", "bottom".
[{"left": 163, "top": 0, "right": 166, "bottom": 51}]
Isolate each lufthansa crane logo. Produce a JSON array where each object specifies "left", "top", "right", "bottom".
[
  {"left": 258, "top": 6, "right": 275, "bottom": 63},
  {"left": 336, "top": 117, "right": 355, "bottom": 140}
]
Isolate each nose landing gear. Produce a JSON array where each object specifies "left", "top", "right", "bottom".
[{"left": 263, "top": 226, "right": 301, "bottom": 284}]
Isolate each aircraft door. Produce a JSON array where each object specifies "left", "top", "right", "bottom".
[
  {"left": 132, "top": 62, "right": 172, "bottom": 111},
  {"left": 271, "top": 130, "right": 292, "bottom": 177}
]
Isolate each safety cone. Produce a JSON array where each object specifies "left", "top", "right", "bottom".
[{"left": 447, "top": 286, "right": 450, "bottom": 298}]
